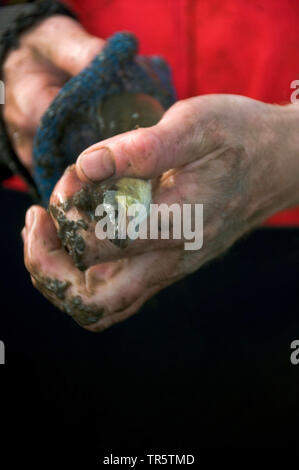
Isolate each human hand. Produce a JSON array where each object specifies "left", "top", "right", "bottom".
[
  {"left": 3, "top": 14, "right": 104, "bottom": 172},
  {"left": 22, "top": 94, "right": 299, "bottom": 331}
]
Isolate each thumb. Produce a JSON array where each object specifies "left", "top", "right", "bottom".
[
  {"left": 23, "top": 15, "right": 105, "bottom": 76},
  {"left": 76, "top": 99, "right": 208, "bottom": 183}
]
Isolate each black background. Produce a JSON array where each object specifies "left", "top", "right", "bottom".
[{"left": 1, "top": 187, "right": 299, "bottom": 465}]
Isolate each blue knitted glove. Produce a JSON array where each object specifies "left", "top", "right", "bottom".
[{"left": 33, "top": 31, "right": 176, "bottom": 206}]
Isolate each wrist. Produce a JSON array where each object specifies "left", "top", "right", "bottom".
[
  {"left": 246, "top": 102, "right": 299, "bottom": 227},
  {"left": 271, "top": 103, "right": 299, "bottom": 208}
]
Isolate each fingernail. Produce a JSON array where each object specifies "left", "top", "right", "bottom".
[
  {"left": 25, "top": 207, "right": 36, "bottom": 231},
  {"left": 79, "top": 147, "right": 115, "bottom": 182}
]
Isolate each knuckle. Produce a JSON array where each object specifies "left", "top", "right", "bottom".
[
  {"left": 168, "top": 99, "right": 186, "bottom": 114},
  {"left": 25, "top": 255, "right": 39, "bottom": 276},
  {"left": 124, "top": 128, "right": 160, "bottom": 176},
  {"left": 24, "top": 242, "right": 41, "bottom": 277}
]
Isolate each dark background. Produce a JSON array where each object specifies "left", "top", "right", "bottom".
[{"left": 1, "top": 187, "right": 299, "bottom": 465}]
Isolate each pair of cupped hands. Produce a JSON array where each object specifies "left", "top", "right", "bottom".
[{"left": 4, "top": 16, "right": 299, "bottom": 331}]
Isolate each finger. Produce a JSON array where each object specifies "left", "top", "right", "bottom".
[
  {"left": 23, "top": 205, "right": 122, "bottom": 328},
  {"left": 11, "top": 80, "right": 61, "bottom": 132},
  {"left": 50, "top": 164, "right": 84, "bottom": 206},
  {"left": 3, "top": 42, "right": 69, "bottom": 169},
  {"left": 48, "top": 165, "right": 110, "bottom": 271},
  {"left": 5, "top": 127, "right": 34, "bottom": 174},
  {"left": 23, "top": 205, "right": 83, "bottom": 284},
  {"left": 76, "top": 99, "right": 219, "bottom": 184},
  {"left": 23, "top": 15, "right": 105, "bottom": 76},
  {"left": 87, "top": 284, "right": 158, "bottom": 333},
  {"left": 83, "top": 248, "right": 182, "bottom": 332},
  {"left": 4, "top": 83, "right": 61, "bottom": 169}
]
